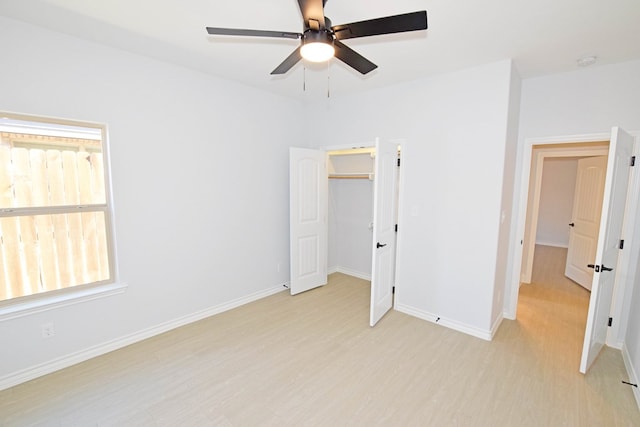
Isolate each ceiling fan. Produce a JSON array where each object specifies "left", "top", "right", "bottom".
[{"left": 206, "top": 0, "right": 428, "bottom": 75}]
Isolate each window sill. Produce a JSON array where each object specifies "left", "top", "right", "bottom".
[{"left": 0, "top": 282, "right": 128, "bottom": 321}]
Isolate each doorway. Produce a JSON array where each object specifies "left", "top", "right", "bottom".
[
  {"left": 509, "top": 128, "right": 637, "bottom": 373},
  {"left": 520, "top": 142, "right": 609, "bottom": 286}
]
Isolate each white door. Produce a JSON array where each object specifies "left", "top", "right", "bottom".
[
  {"left": 289, "top": 147, "right": 328, "bottom": 295},
  {"left": 565, "top": 156, "right": 607, "bottom": 290},
  {"left": 580, "top": 127, "right": 634, "bottom": 373},
  {"left": 369, "top": 139, "right": 399, "bottom": 326}
]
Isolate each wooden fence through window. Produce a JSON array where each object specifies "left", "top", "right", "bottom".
[{"left": 0, "top": 143, "right": 110, "bottom": 301}]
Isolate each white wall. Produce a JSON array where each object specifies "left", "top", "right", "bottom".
[
  {"left": 518, "top": 61, "right": 640, "bottom": 138},
  {"left": 328, "top": 179, "right": 373, "bottom": 278},
  {"left": 490, "top": 63, "right": 521, "bottom": 330},
  {"left": 328, "top": 180, "right": 339, "bottom": 272},
  {"left": 510, "top": 60, "right": 640, "bottom": 392},
  {"left": 536, "top": 158, "right": 578, "bottom": 247},
  {"left": 0, "top": 16, "right": 303, "bottom": 386},
  {"left": 308, "top": 60, "right": 517, "bottom": 339}
]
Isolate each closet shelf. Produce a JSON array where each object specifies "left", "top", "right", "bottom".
[{"left": 329, "top": 173, "right": 374, "bottom": 180}]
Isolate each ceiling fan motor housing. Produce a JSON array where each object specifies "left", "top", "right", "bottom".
[{"left": 302, "top": 29, "right": 334, "bottom": 46}]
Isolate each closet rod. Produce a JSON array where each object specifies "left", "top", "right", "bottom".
[{"left": 329, "top": 173, "right": 374, "bottom": 180}]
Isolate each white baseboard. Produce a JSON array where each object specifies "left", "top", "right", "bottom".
[
  {"left": 333, "top": 266, "right": 371, "bottom": 281},
  {"left": 609, "top": 340, "right": 624, "bottom": 350},
  {"left": 0, "top": 284, "right": 287, "bottom": 392},
  {"left": 503, "top": 310, "right": 516, "bottom": 321},
  {"left": 491, "top": 313, "right": 504, "bottom": 339},
  {"left": 395, "top": 303, "right": 493, "bottom": 341},
  {"left": 535, "top": 240, "right": 569, "bottom": 249},
  {"left": 622, "top": 344, "right": 640, "bottom": 411}
]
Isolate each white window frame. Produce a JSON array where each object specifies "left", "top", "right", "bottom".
[{"left": 0, "top": 111, "right": 125, "bottom": 321}]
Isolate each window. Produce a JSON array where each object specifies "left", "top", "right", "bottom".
[{"left": 0, "top": 112, "right": 114, "bottom": 304}]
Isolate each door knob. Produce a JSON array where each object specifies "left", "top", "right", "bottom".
[
  {"left": 376, "top": 242, "right": 387, "bottom": 248},
  {"left": 587, "top": 264, "right": 613, "bottom": 272},
  {"left": 569, "top": 222, "right": 575, "bottom": 227}
]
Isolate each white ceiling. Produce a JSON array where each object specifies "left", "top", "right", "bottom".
[{"left": 2, "top": 0, "right": 640, "bottom": 100}]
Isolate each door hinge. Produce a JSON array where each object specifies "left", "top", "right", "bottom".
[
  {"left": 392, "top": 286, "right": 395, "bottom": 294},
  {"left": 395, "top": 224, "right": 398, "bottom": 232},
  {"left": 608, "top": 317, "right": 613, "bottom": 327},
  {"left": 397, "top": 158, "right": 401, "bottom": 167},
  {"left": 620, "top": 239, "right": 625, "bottom": 249},
  {"left": 632, "top": 156, "right": 636, "bottom": 167}
]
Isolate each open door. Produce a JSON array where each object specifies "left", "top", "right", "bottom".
[
  {"left": 580, "top": 127, "right": 634, "bottom": 373},
  {"left": 289, "top": 147, "right": 328, "bottom": 295},
  {"left": 369, "top": 138, "right": 399, "bottom": 326},
  {"left": 565, "top": 156, "right": 607, "bottom": 290}
]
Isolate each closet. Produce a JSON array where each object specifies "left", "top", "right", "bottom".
[
  {"left": 327, "top": 148, "right": 376, "bottom": 280},
  {"left": 289, "top": 138, "right": 401, "bottom": 326}
]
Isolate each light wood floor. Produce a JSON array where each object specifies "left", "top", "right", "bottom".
[{"left": 1, "top": 245, "right": 639, "bottom": 426}]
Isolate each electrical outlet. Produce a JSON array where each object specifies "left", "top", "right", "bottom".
[{"left": 41, "top": 322, "right": 55, "bottom": 339}]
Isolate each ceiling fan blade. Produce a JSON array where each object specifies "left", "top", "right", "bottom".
[
  {"left": 206, "top": 27, "right": 301, "bottom": 39},
  {"left": 333, "top": 40, "right": 377, "bottom": 75},
  {"left": 297, "top": 0, "right": 326, "bottom": 30},
  {"left": 332, "top": 11, "right": 427, "bottom": 40},
  {"left": 271, "top": 47, "right": 302, "bottom": 75}
]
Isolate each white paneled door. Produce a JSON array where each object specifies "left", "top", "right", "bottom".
[
  {"left": 289, "top": 148, "right": 328, "bottom": 295},
  {"left": 565, "top": 156, "right": 607, "bottom": 290},
  {"left": 580, "top": 128, "right": 634, "bottom": 373},
  {"left": 369, "top": 139, "right": 399, "bottom": 326}
]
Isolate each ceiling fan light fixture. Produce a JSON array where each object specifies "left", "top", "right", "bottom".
[
  {"left": 301, "top": 42, "right": 335, "bottom": 62},
  {"left": 300, "top": 30, "right": 334, "bottom": 62}
]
